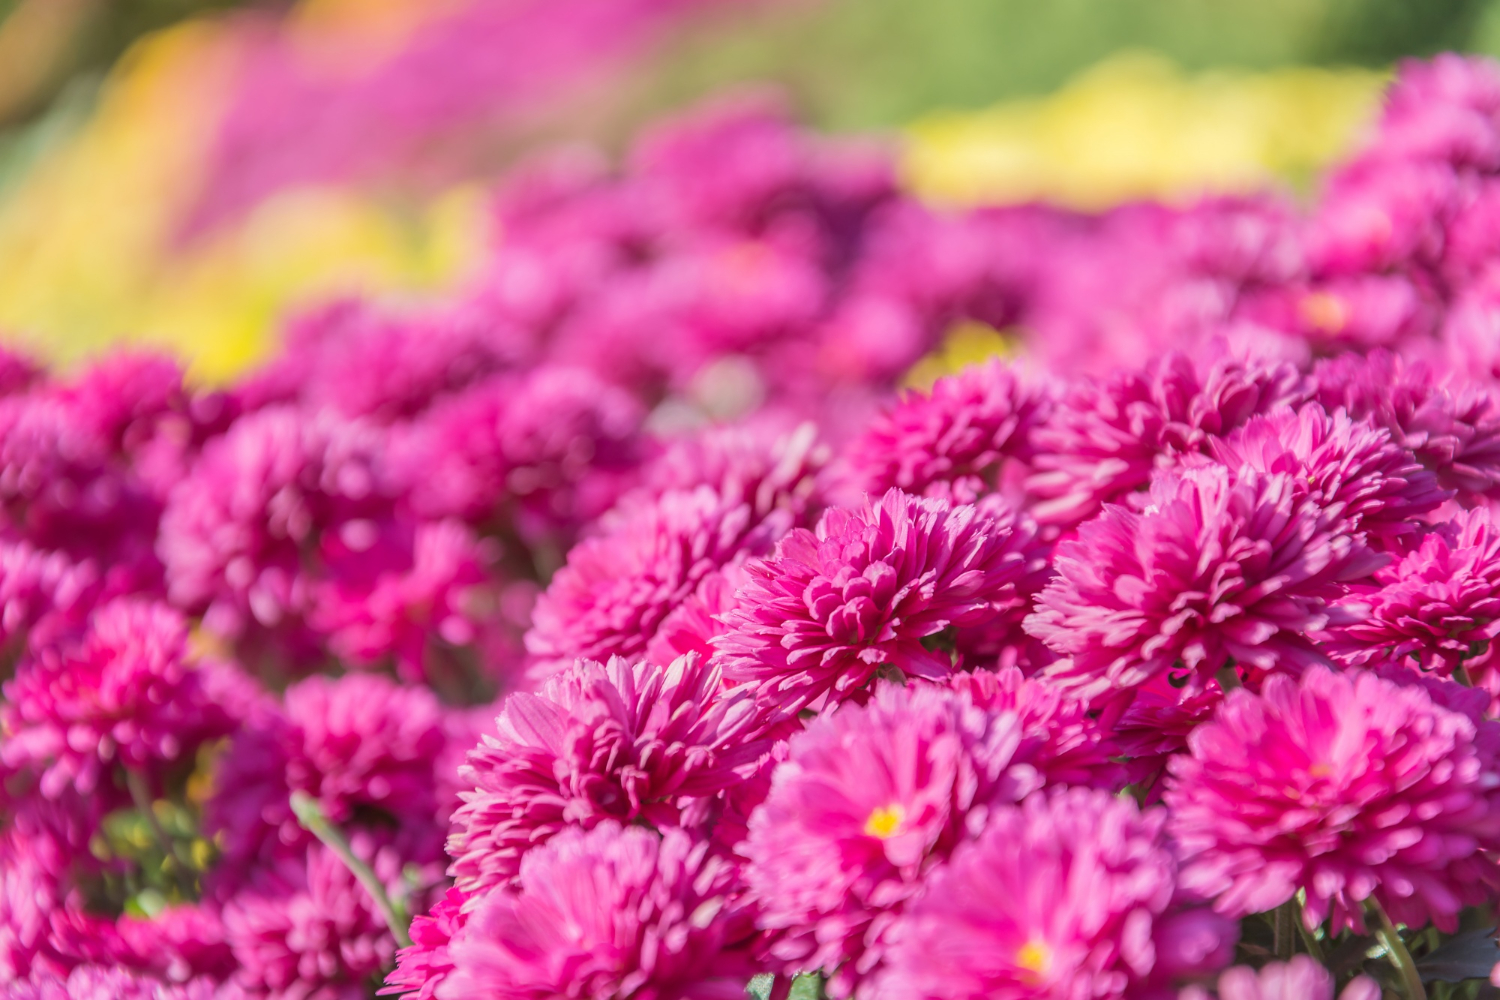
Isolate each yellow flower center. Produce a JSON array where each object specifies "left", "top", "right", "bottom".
[
  {"left": 864, "top": 804, "right": 906, "bottom": 839},
  {"left": 1016, "top": 939, "right": 1051, "bottom": 975},
  {"left": 1309, "top": 762, "right": 1333, "bottom": 778}
]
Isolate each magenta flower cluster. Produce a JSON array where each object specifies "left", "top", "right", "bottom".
[{"left": 13, "top": 55, "right": 1500, "bottom": 1000}]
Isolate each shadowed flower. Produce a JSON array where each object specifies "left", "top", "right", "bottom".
[
  {"left": 1313, "top": 350, "right": 1500, "bottom": 501},
  {"left": 525, "top": 485, "right": 793, "bottom": 677},
  {"left": 205, "top": 673, "right": 450, "bottom": 883},
  {"left": 158, "top": 405, "right": 392, "bottom": 652},
  {"left": 222, "top": 838, "right": 406, "bottom": 1000}
]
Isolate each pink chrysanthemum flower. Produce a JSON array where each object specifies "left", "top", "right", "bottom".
[
  {"left": 945, "top": 667, "right": 1124, "bottom": 790},
  {"left": 382, "top": 886, "right": 472, "bottom": 1000},
  {"left": 1208, "top": 403, "right": 1448, "bottom": 545},
  {"left": 309, "top": 519, "right": 496, "bottom": 682},
  {"left": 644, "top": 561, "right": 753, "bottom": 667},
  {"left": 113, "top": 904, "right": 235, "bottom": 986},
  {"left": 0, "top": 599, "right": 250, "bottom": 799},
  {"left": 848, "top": 360, "right": 1051, "bottom": 504},
  {"left": 439, "top": 822, "right": 754, "bottom": 1000},
  {"left": 1313, "top": 350, "right": 1500, "bottom": 500},
  {"left": 0, "top": 540, "right": 99, "bottom": 655},
  {"left": 0, "top": 346, "right": 39, "bottom": 398},
  {"left": 158, "top": 405, "right": 391, "bottom": 650},
  {"left": 1324, "top": 507, "right": 1500, "bottom": 674},
  {"left": 1026, "top": 353, "right": 1305, "bottom": 526},
  {"left": 716, "top": 488, "right": 1046, "bottom": 716},
  {"left": 621, "top": 421, "right": 827, "bottom": 526},
  {"left": 869, "top": 787, "right": 1236, "bottom": 1000},
  {"left": 1165, "top": 666, "right": 1500, "bottom": 933},
  {"left": 395, "top": 366, "right": 644, "bottom": 536},
  {"left": 447, "top": 653, "right": 761, "bottom": 894},
  {"left": 524, "top": 484, "right": 793, "bottom": 676},
  {"left": 222, "top": 837, "right": 407, "bottom": 1000},
  {"left": 238, "top": 299, "right": 516, "bottom": 423},
  {"left": 1027, "top": 465, "right": 1384, "bottom": 712},
  {"left": 0, "top": 390, "right": 161, "bottom": 586},
  {"left": 1181, "top": 957, "right": 1380, "bottom": 1000},
  {"left": 205, "top": 673, "right": 450, "bottom": 881},
  {"left": 1, "top": 965, "right": 234, "bottom": 1000},
  {"left": 743, "top": 681, "right": 1036, "bottom": 996}
]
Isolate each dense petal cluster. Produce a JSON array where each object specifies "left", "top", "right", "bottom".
[
  {"left": 1, "top": 599, "right": 249, "bottom": 798},
  {"left": 717, "top": 488, "right": 1047, "bottom": 714},
  {"left": 1165, "top": 666, "right": 1500, "bottom": 932},
  {"left": 743, "top": 682, "right": 1034, "bottom": 994},
  {"left": 448, "top": 653, "right": 761, "bottom": 893},
  {"left": 1027, "top": 465, "right": 1383, "bottom": 711},
  {"left": 14, "top": 50, "right": 1500, "bottom": 1000},
  {"left": 1324, "top": 506, "right": 1500, "bottom": 675},
  {"left": 848, "top": 360, "right": 1051, "bottom": 503},
  {"left": 869, "top": 788, "right": 1236, "bottom": 1000},
  {"left": 440, "top": 823, "right": 753, "bottom": 1000}
]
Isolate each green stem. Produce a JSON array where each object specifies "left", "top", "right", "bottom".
[
  {"left": 290, "top": 791, "right": 412, "bottom": 948},
  {"left": 1455, "top": 661, "right": 1475, "bottom": 688},
  {"left": 1366, "top": 896, "right": 1426, "bottom": 1000},
  {"left": 1215, "top": 664, "right": 1241, "bottom": 691},
  {"left": 1295, "top": 914, "right": 1325, "bottom": 963},
  {"left": 1272, "top": 900, "right": 1295, "bottom": 961}
]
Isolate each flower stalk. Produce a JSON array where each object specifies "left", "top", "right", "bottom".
[{"left": 290, "top": 790, "right": 412, "bottom": 948}]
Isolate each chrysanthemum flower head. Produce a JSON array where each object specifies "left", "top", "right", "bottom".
[
  {"left": 222, "top": 836, "right": 408, "bottom": 1000},
  {"left": 394, "top": 365, "right": 645, "bottom": 539},
  {"left": 1208, "top": 402, "right": 1449, "bottom": 545},
  {"left": 525, "top": 484, "right": 794, "bottom": 676},
  {"left": 1181, "top": 957, "right": 1381, "bottom": 1000},
  {"left": 239, "top": 298, "right": 517, "bottom": 423},
  {"left": 743, "top": 680, "right": 1036, "bottom": 995},
  {"left": 158, "top": 405, "right": 392, "bottom": 651},
  {"left": 621, "top": 420, "right": 827, "bottom": 527},
  {"left": 205, "top": 672, "right": 450, "bottom": 879},
  {"left": 1324, "top": 506, "right": 1500, "bottom": 674},
  {"left": 0, "top": 964, "right": 233, "bottom": 1000},
  {"left": 0, "top": 540, "right": 99, "bottom": 656},
  {"left": 848, "top": 359, "right": 1051, "bottom": 504},
  {"left": 447, "top": 652, "right": 762, "bottom": 894},
  {"left": 717, "top": 488, "right": 1046, "bottom": 716},
  {"left": 1027, "top": 464, "right": 1384, "bottom": 712},
  {"left": 869, "top": 787, "right": 1236, "bottom": 1000},
  {"left": 1313, "top": 350, "right": 1500, "bottom": 500},
  {"left": 945, "top": 667, "right": 1125, "bottom": 790},
  {"left": 382, "top": 886, "right": 472, "bottom": 1000},
  {"left": 1165, "top": 665, "right": 1500, "bottom": 932},
  {"left": 309, "top": 519, "right": 497, "bottom": 683},
  {"left": 1, "top": 598, "right": 251, "bottom": 799},
  {"left": 0, "top": 389, "right": 161, "bottom": 587},
  {"left": 1026, "top": 352, "right": 1306, "bottom": 526},
  {"left": 439, "top": 822, "right": 754, "bottom": 1000}
]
